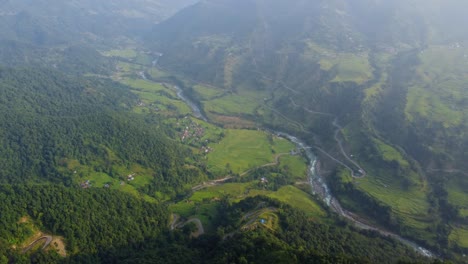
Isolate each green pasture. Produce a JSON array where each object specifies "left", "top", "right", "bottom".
[
  {"left": 268, "top": 185, "right": 326, "bottom": 218},
  {"left": 206, "top": 129, "right": 296, "bottom": 175},
  {"left": 203, "top": 89, "right": 266, "bottom": 116},
  {"left": 279, "top": 155, "right": 308, "bottom": 180}
]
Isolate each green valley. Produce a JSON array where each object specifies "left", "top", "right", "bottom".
[{"left": 0, "top": 0, "right": 466, "bottom": 263}]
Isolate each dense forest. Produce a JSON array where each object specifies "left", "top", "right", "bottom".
[
  {"left": 0, "top": 185, "right": 168, "bottom": 263},
  {"left": 0, "top": 67, "right": 207, "bottom": 196},
  {"left": 0, "top": 192, "right": 435, "bottom": 264}
]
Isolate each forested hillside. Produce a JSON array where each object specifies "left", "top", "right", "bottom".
[
  {"left": 0, "top": 192, "right": 430, "bottom": 264},
  {"left": 0, "top": 185, "right": 169, "bottom": 263},
  {"left": 0, "top": 67, "right": 199, "bottom": 195}
]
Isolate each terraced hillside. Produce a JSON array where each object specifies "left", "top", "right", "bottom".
[{"left": 147, "top": 0, "right": 468, "bottom": 257}]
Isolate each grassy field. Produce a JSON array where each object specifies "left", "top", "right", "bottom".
[
  {"left": 450, "top": 227, "right": 468, "bottom": 248},
  {"left": 279, "top": 155, "right": 308, "bottom": 180},
  {"left": 268, "top": 186, "right": 326, "bottom": 217},
  {"left": 206, "top": 129, "right": 296, "bottom": 175},
  {"left": 201, "top": 87, "right": 267, "bottom": 116},
  {"left": 204, "top": 93, "right": 261, "bottom": 116}
]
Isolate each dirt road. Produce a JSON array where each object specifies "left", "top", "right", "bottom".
[{"left": 22, "top": 236, "right": 52, "bottom": 253}]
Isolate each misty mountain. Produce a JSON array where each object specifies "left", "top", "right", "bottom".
[
  {"left": 0, "top": 0, "right": 198, "bottom": 45},
  {"left": 149, "top": 0, "right": 467, "bottom": 167},
  {"left": 150, "top": 0, "right": 468, "bottom": 69}
]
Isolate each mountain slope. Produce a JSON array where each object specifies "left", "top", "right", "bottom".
[
  {"left": 0, "top": 0, "right": 198, "bottom": 45},
  {"left": 0, "top": 67, "right": 198, "bottom": 195},
  {"left": 147, "top": 0, "right": 468, "bottom": 256}
]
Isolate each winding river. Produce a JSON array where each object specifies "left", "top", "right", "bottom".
[
  {"left": 142, "top": 70, "right": 435, "bottom": 258},
  {"left": 173, "top": 85, "right": 207, "bottom": 122}
]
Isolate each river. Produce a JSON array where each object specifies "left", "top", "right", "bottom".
[
  {"left": 139, "top": 71, "right": 207, "bottom": 121},
  {"left": 277, "top": 133, "right": 433, "bottom": 258},
  {"left": 142, "top": 69, "right": 434, "bottom": 258},
  {"left": 173, "top": 85, "right": 207, "bottom": 122}
]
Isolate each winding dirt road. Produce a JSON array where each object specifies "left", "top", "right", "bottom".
[
  {"left": 192, "top": 176, "right": 234, "bottom": 191},
  {"left": 22, "top": 236, "right": 52, "bottom": 253},
  {"left": 170, "top": 214, "right": 180, "bottom": 230},
  {"left": 183, "top": 218, "right": 205, "bottom": 237}
]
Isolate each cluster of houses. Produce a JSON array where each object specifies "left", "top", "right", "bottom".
[
  {"left": 80, "top": 180, "right": 111, "bottom": 189},
  {"left": 78, "top": 172, "right": 137, "bottom": 189},
  {"left": 178, "top": 119, "right": 206, "bottom": 142}
]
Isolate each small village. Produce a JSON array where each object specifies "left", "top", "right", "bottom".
[
  {"left": 79, "top": 173, "right": 137, "bottom": 189},
  {"left": 175, "top": 117, "right": 215, "bottom": 155},
  {"left": 178, "top": 118, "right": 206, "bottom": 142}
]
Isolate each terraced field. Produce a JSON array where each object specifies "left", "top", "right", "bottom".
[
  {"left": 406, "top": 45, "right": 468, "bottom": 129},
  {"left": 351, "top": 167, "right": 433, "bottom": 240},
  {"left": 304, "top": 41, "right": 373, "bottom": 84},
  {"left": 450, "top": 227, "right": 468, "bottom": 248}
]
